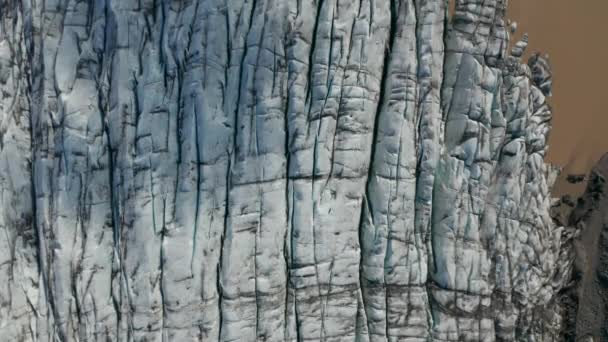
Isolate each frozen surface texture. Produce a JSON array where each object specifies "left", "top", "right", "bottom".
[{"left": 0, "top": 0, "right": 570, "bottom": 341}]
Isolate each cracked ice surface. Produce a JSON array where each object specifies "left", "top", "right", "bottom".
[{"left": 0, "top": 0, "right": 568, "bottom": 341}]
